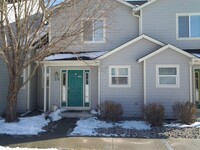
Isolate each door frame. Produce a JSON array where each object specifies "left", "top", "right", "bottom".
[
  {"left": 193, "top": 67, "right": 200, "bottom": 104},
  {"left": 60, "top": 68, "right": 91, "bottom": 110},
  {"left": 194, "top": 68, "right": 200, "bottom": 103}
]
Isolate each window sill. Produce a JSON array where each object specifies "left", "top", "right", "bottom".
[
  {"left": 176, "top": 37, "right": 200, "bottom": 41},
  {"left": 109, "top": 85, "right": 131, "bottom": 88},
  {"left": 156, "top": 85, "right": 180, "bottom": 88}
]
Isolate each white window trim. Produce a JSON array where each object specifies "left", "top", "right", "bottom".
[
  {"left": 176, "top": 13, "right": 200, "bottom": 40},
  {"left": 82, "top": 18, "right": 106, "bottom": 43},
  {"left": 109, "top": 65, "right": 131, "bottom": 88},
  {"left": 156, "top": 64, "right": 180, "bottom": 88}
]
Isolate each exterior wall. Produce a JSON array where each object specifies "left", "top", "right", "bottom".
[
  {"left": 142, "top": 0, "right": 200, "bottom": 49},
  {"left": 37, "top": 67, "right": 44, "bottom": 110},
  {"left": 0, "top": 58, "right": 9, "bottom": 114},
  {"left": 46, "top": 66, "right": 98, "bottom": 110},
  {"left": 50, "top": 0, "right": 139, "bottom": 52},
  {"left": 29, "top": 64, "right": 37, "bottom": 110},
  {"left": 100, "top": 39, "right": 161, "bottom": 117},
  {"left": 146, "top": 49, "right": 192, "bottom": 118},
  {"left": 0, "top": 57, "right": 28, "bottom": 113}
]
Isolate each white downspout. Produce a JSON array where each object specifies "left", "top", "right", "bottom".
[{"left": 132, "top": 9, "right": 142, "bottom": 35}]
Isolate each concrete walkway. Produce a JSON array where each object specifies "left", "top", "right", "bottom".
[{"left": 3, "top": 137, "right": 200, "bottom": 150}]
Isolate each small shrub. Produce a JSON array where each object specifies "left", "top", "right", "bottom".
[
  {"left": 100, "top": 100, "right": 123, "bottom": 122},
  {"left": 144, "top": 103, "right": 165, "bottom": 127},
  {"left": 172, "top": 102, "right": 197, "bottom": 124}
]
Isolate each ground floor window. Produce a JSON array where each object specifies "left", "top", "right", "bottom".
[
  {"left": 156, "top": 65, "right": 179, "bottom": 88},
  {"left": 109, "top": 65, "right": 131, "bottom": 87}
]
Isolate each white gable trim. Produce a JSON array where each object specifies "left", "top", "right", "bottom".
[
  {"left": 98, "top": 34, "right": 165, "bottom": 60},
  {"left": 138, "top": 44, "right": 196, "bottom": 63},
  {"left": 133, "top": 0, "right": 157, "bottom": 12}
]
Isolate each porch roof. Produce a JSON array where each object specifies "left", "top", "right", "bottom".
[{"left": 44, "top": 51, "right": 108, "bottom": 61}]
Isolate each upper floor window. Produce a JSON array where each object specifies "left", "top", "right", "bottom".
[
  {"left": 177, "top": 13, "right": 200, "bottom": 39},
  {"left": 83, "top": 19, "right": 105, "bottom": 43},
  {"left": 156, "top": 65, "right": 179, "bottom": 88},
  {"left": 109, "top": 66, "right": 131, "bottom": 87}
]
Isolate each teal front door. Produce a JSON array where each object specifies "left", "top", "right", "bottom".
[{"left": 68, "top": 70, "right": 83, "bottom": 107}]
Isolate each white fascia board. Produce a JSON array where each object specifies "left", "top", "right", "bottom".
[
  {"left": 98, "top": 34, "right": 165, "bottom": 60},
  {"left": 133, "top": 0, "right": 157, "bottom": 12},
  {"left": 138, "top": 44, "right": 196, "bottom": 63},
  {"left": 41, "top": 60, "right": 100, "bottom": 66}
]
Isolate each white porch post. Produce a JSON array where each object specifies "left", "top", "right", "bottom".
[
  {"left": 143, "top": 60, "right": 147, "bottom": 106},
  {"left": 44, "top": 65, "right": 47, "bottom": 112},
  {"left": 98, "top": 66, "right": 101, "bottom": 114},
  {"left": 189, "top": 61, "right": 193, "bottom": 103}
]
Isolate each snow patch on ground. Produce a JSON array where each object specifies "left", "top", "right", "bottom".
[
  {"left": 90, "top": 110, "right": 98, "bottom": 115},
  {"left": 70, "top": 117, "right": 113, "bottom": 136},
  {"left": 49, "top": 109, "right": 62, "bottom": 121},
  {"left": 0, "top": 114, "right": 50, "bottom": 135},
  {"left": 164, "top": 122, "right": 200, "bottom": 128},
  {"left": 70, "top": 117, "right": 150, "bottom": 136},
  {"left": 0, "top": 146, "right": 57, "bottom": 150},
  {"left": 0, "top": 109, "right": 63, "bottom": 135},
  {"left": 116, "top": 121, "right": 151, "bottom": 130}
]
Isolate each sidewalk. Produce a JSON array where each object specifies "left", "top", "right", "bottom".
[{"left": 2, "top": 137, "right": 200, "bottom": 150}]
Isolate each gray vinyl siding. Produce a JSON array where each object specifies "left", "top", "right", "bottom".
[
  {"left": 146, "top": 49, "right": 191, "bottom": 118},
  {"left": 100, "top": 39, "right": 161, "bottom": 117},
  {"left": 29, "top": 64, "right": 37, "bottom": 110},
  {"left": 142, "top": 0, "right": 200, "bottom": 49},
  {"left": 0, "top": 58, "right": 8, "bottom": 114},
  {"left": 48, "top": 66, "right": 98, "bottom": 110},
  {"left": 0, "top": 58, "right": 28, "bottom": 113},
  {"left": 37, "top": 67, "right": 44, "bottom": 110},
  {"left": 50, "top": 0, "right": 139, "bottom": 52}
]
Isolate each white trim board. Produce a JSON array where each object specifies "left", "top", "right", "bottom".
[
  {"left": 41, "top": 60, "right": 99, "bottom": 66},
  {"left": 138, "top": 44, "right": 196, "bottom": 63},
  {"left": 98, "top": 34, "right": 165, "bottom": 60}
]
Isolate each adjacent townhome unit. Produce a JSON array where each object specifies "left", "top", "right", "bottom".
[{"left": 1, "top": 0, "right": 200, "bottom": 119}]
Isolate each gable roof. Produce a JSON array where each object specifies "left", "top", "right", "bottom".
[
  {"left": 98, "top": 34, "right": 165, "bottom": 60},
  {"left": 133, "top": 0, "right": 157, "bottom": 12},
  {"left": 138, "top": 44, "right": 196, "bottom": 62}
]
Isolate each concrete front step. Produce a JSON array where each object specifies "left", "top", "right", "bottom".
[{"left": 60, "top": 111, "right": 95, "bottom": 118}]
